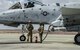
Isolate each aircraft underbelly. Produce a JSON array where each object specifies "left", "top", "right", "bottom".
[
  {"left": 62, "top": 15, "right": 80, "bottom": 31},
  {"left": 61, "top": 7, "right": 80, "bottom": 27},
  {"left": 63, "top": 15, "right": 80, "bottom": 27}
]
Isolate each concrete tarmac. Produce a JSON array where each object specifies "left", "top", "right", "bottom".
[{"left": 0, "top": 33, "right": 80, "bottom": 50}]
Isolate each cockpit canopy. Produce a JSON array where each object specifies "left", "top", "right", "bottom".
[
  {"left": 24, "top": 2, "right": 35, "bottom": 8},
  {"left": 9, "top": 2, "right": 22, "bottom": 9},
  {"left": 9, "top": 2, "right": 35, "bottom": 9}
]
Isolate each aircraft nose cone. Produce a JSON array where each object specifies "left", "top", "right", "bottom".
[
  {"left": 0, "top": 12, "right": 2, "bottom": 15},
  {"left": 0, "top": 13, "right": 5, "bottom": 17}
]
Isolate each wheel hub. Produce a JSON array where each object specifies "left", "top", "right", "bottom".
[
  {"left": 21, "top": 37, "right": 25, "bottom": 40},
  {"left": 77, "top": 36, "right": 80, "bottom": 42}
]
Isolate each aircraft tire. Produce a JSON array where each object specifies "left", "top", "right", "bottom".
[
  {"left": 20, "top": 35, "right": 26, "bottom": 41},
  {"left": 74, "top": 33, "right": 80, "bottom": 44}
]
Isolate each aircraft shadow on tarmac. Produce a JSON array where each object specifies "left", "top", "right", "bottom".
[
  {"left": 0, "top": 41, "right": 75, "bottom": 45},
  {"left": 0, "top": 41, "right": 43, "bottom": 44},
  {"left": 43, "top": 41, "right": 80, "bottom": 45},
  {"left": 0, "top": 42, "right": 28, "bottom": 44},
  {"left": 43, "top": 41, "right": 74, "bottom": 44}
]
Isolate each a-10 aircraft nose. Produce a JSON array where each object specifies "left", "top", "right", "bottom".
[
  {"left": 0, "top": 10, "right": 16, "bottom": 19},
  {"left": 0, "top": 10, "right": 16, "bottom": 16},
  {"left": 0, "top": 12, "right": 7, "bottom": 18}
]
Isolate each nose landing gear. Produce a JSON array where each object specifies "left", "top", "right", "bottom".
[
  {"left": 20, "top": 35, "right": 26, "bottom": 41},
  {"left": 19, "top": 24, "right": 27, "bottom": 41}
]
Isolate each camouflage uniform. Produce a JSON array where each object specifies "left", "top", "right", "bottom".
[
  {"left": 38, "top": 24, "right": 44, "bottom": 43},
  {"left": 27, "top": 23, "right": 34, "bottom": 43}
]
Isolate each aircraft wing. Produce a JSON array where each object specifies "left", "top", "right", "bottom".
[
  {"left": 61, "top": 7, "right": 80, "bottom": 31},
  {"left": 61, "top": 7, "right": 80, "bottom": 16}
]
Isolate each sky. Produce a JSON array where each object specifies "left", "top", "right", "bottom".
[{"left": 0, "top": 0, "right": 80, "bottom": 29}]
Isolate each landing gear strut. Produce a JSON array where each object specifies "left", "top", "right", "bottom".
[
  {"left": 19, "top": 24, "right": 26, "bottom": 41},
  {"left": 74, "top": 33, "right": 80, "bottom": 44}
]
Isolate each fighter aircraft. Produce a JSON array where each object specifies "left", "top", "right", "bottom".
[
  {"left": 0, "top": 0, "right": 61, "bottom": 42},
  {"left": 0, "top": 0, "right": 80, "bottom": 44}
]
